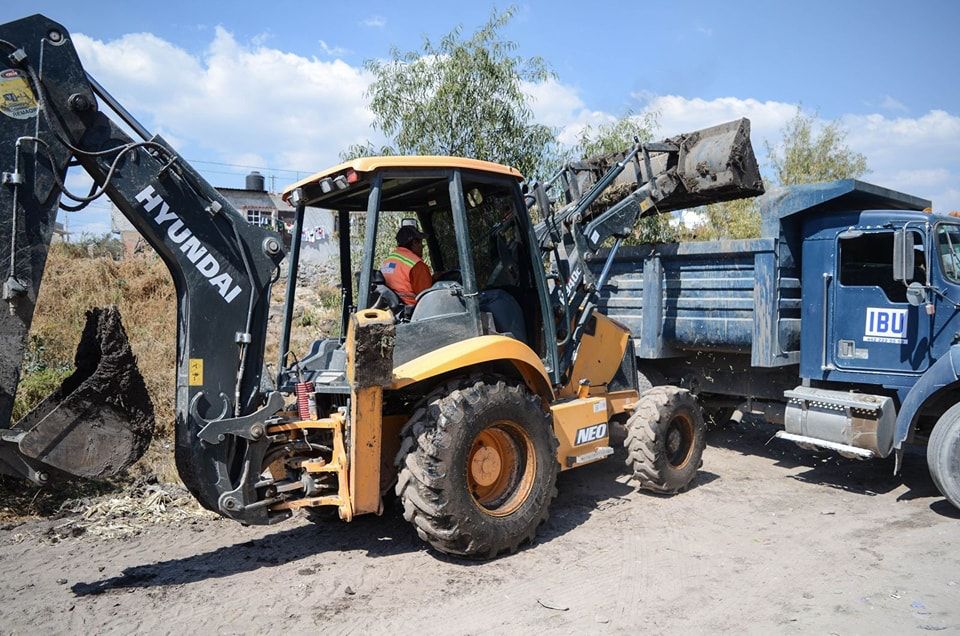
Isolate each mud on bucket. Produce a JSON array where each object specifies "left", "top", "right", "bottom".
[{"left": 10, "top": 307, "right": 155, "bottom": 480}]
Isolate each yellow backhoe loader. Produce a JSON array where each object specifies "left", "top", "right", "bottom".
[{"left": 0, "top": 14, "right": 762, "bottom": 558}]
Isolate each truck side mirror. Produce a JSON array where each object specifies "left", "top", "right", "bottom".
[
  {"left": 893, "top": 228, "right": 915, "bottom": 282},
  {"left": 905, "top": 281, "right": 927, "bottom": 307}
]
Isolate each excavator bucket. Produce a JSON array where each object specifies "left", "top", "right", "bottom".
[{"left": 0, "top": 307, "right": 154, "bottom": 484}]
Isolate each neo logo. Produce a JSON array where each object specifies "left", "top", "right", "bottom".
[
  {"left": 864, "top": 307, "right": 907, "bottom": 339},
  {"left": 574, "top": 423, "right": 608, "bottom": 446}
]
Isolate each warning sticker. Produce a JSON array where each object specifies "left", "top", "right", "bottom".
[
  {"left": 0, "top": 69, "right": 38, "bottom": 120},
  {"left": 188, "top": 358, "right": 204, "bottom": 386}
]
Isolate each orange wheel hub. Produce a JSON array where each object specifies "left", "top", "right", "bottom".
[{"left": 467, "top": 421, "right": 536, "bottom": 517}]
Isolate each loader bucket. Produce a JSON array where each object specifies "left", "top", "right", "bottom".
[
  {"left": 0, "top": 307, "right": 154, "bottom": 483},
  {"left": 575, "top": 118, "right": 765, "bottom": 212}
]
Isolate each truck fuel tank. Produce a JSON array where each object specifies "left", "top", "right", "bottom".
[{"left": 780, "top": 386, "right": 895, "bottom": 459}]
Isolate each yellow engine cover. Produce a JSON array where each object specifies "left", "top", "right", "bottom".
[{"left": 551, "top": 397, "right": 612, "bottom": 470}]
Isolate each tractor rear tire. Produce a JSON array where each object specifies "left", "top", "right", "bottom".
[
  {"left": 927, "top": 403, "right": 960, "bottom": 510},
  {"left": 395, "top": 378, "right": 558, "bottom": 559},
  {"left": 624, "top": 386, "right": 706, "bottom": 494}
]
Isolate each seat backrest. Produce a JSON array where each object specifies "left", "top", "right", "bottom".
[{"left": 410, "top": 282, "right": 467, "bottom": 322}]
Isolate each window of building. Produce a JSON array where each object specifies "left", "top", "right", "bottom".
[{"left": 246, "top": 209, "right": 274, "bottom": 227}]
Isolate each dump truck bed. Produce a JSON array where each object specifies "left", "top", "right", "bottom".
[{"left": 592, "top": 238, "right": 801, "bottom": 368}]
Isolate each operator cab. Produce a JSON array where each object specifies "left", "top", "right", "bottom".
[{"left": 282, "top": 157, "right": 552, "bottom": 368}]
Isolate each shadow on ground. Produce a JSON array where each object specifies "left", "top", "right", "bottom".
[
  {"left": 707, "top": 417, "right": 949, "bottom": 510},
  {"left": 72, "top": 448, "right": 647, "bottom": 592}
]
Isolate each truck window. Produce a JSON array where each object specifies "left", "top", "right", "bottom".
[
  {"left": 937, "top": 224, "right": 960, "bottom": 282},
  {"left": 839, "top": 230, "right": 924, "bottom": 303}
]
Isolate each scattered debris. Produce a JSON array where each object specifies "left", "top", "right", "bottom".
[
  {"left": 43, "top": 483, "right": 216, "bottom": 541},
  {"left": 536, "top": 599, "right": 569, "bottom": 611}
]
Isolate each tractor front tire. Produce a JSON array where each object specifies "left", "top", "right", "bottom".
[
  {"left": 927, "top": 403, "right": 960, "bottom": 510},
  {"left": 624, "top": 386, "right": 706, "bottom": 494},
  {"left": 395, "top": 379, "right": 558, "bottom": 559}
]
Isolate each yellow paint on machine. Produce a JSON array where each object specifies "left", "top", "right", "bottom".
[
  {"left": 391, "top": 335, "right": 554, "bottom": 400},
  {"left": 560, "top": 313, "right": 631, "bottom": 398},
  {"left": 551, "top": 396, "right": 610, "bottom": 470},
  {"left": 345, "top": 309, "right": 395, "bottom": 517},
  {"left": 282, "top": 155, "right": 523, "bottom": 200},
  {"left": 187, "top": 358, "right": 203, "bottom": 386}
]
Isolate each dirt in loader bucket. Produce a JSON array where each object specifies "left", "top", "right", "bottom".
[{"left": 12, "top": 307, "right": 155, "bottom": 480}]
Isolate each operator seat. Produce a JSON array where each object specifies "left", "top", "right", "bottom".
[
  {"left": 410, "top": 284, "right": 527, "bottom": 344},
  {"left": 369, "top": 270, "right": 412, "bottom": 320}
]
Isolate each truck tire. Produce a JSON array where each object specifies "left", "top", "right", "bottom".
[
  {"left": 927, "top": 403, "right": 960, "bottom": 510},
  {"left": 395, "top": 378, "right": 559, "bottom": 559},
  {"left": 624, "top": 386, "right": 706, "bottom": 493}
]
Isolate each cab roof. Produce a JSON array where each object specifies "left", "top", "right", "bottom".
[{"left": 282, "top": 155, "right": 523, "bottom": 203}]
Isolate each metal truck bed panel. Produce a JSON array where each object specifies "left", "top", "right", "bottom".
[{"left": 593, "top": 239, "right": 800, "bottom": 366}]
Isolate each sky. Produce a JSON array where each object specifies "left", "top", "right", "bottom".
[{"left": 2, "top": 1, "right": 959, "bottom": 235}]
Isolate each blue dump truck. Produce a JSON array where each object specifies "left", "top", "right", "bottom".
[{"left": 594, "top": 179, "right": 960, "bottom": 510}]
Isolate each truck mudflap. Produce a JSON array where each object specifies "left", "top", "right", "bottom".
[
  {"left": 0, "top": 307, "right": 154, "bottom": 484},
  {"left": 894, "top": 345, "right": 960, "bottom": 450}
]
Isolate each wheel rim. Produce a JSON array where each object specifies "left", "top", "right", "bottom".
[
  {"left": 467, "top": 421, "right": 536, "bottom": 517},
  {"left": 665, "top": 413, "right": 695, "bottom": 468}
]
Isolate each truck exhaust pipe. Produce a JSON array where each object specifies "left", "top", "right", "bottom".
[{"left": 0, "top": 307, "right": 155, "bottom": 484}]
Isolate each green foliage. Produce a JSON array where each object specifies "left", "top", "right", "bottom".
[
  {"left": 571, "top": 112, "right": 673, "bottom": 244},
  {"left": 362, "top": 7, "right": 557, "bottom": 177},
  {"left": 576, "top": 111, "right": 657, "bottom": 158},
  {"left": 692, "top": 197, "right": 763, "bottom": 241},
  {"left": 12, "top": 367, "right": 70, "bottom": 421},
  {"left": 767, "top": 108, "right": 869, "bottom": 186},
  {"left": 339, "top": 141, "right": 396, "bottom": 162}
]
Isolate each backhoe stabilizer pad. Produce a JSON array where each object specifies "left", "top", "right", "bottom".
[{"left": 10, "top": 306, "right": 155, "bottom": 480}]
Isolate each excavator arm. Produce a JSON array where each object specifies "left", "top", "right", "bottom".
[{"left": 0, "top": 15, "right": 286, "bottom": 521}]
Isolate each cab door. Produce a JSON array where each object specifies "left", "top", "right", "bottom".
[{"left": 830, "top": 228, "right": 930, "bottom": 375}]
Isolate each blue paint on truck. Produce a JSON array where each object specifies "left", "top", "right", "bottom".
[{"left": 593, "top": 179, "right": 960, "bottom": 470}]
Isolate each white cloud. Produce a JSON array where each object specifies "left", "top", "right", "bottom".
[
  {"left": 318, "top": 39, "right": 350, "bottom": 58},
  {"left": 840, "top": 109, "right": 960, "bottom": 209},
  {"left": 530, "top": 86, "right": 960, "bottom": 211},
  {"left": 637, "top": 94, "right": 799, "bottom": 145},
  {"left": 360, "top": 15, "right": 386, "bottom": 28},
  {"left": 65, "top": 26, "right": 960, "bottom": 216},
  {"left": 880, "top": 95, "right": 908, "bottom": 113},
  {"left": 72, "top": 28, "right": 377, "bottom": 190},
  {"left": 523, "top": 78, "right": 614, "bottom": 145}
]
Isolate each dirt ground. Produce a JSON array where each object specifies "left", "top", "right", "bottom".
[{"left": 1, "top": 419, "right": 958, "bottom": 634}]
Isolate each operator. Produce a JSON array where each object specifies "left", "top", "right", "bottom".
[{"left": 381, "top": 225, "right": 433, "bottom": 306}]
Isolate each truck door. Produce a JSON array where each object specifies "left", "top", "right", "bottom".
[{"left": 830, "top": 228, "right": 929, "bottom": 375}]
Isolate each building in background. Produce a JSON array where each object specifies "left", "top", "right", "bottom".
[{"left": 111, "top": 171, "right": 338, "bottom": 263}]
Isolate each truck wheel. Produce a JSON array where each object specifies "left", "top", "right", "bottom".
[
  {"left": 624, "top": 386, "right": 706, "bottom": 493},
  {"left": 395, "top": 378, "right": 558, "bottom": 559},
  {"left": 927, "top": 403, "right": 960, "bottom": 510}
]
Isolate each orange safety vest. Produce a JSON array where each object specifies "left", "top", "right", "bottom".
[{"left": 381, "top": 246, "right": 429, "bottom": 305}]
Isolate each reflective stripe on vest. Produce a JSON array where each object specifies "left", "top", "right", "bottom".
[{"left": 381, "top": 247, "right": 422, "bottom": 305}]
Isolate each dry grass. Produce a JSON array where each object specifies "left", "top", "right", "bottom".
[{"left": 5, "top": 241, "right": 341, "bottom": 514}]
